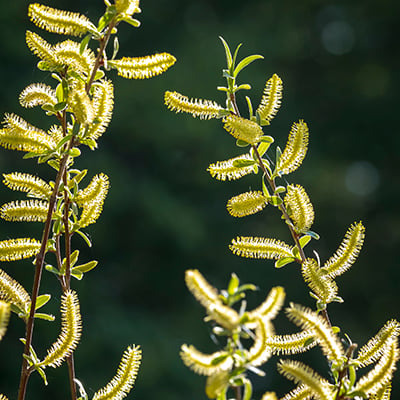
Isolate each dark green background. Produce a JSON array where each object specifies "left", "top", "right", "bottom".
[{"left": 0, "top": 0, "right": 399, "bottom": 399}]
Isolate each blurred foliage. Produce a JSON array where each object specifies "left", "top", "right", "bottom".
[{"left": 0, "top": 0, "right": 399, "bottom": 399}]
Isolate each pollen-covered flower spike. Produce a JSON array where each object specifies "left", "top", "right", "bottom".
[
  {"left": 92, "top": 345, "right": 142, "bottom": 400},
  {"left": 28, "top": 3, "right": 97, "bottom": 37},
  {"left": 223, "top": 114, "right": 264, "bottom": 145},
  {"left": 165, "top": 91, "right": 223, "bottom": 119},
  {"left": 256, "top": 74, "right": 283, "bottom": 125},
  {"left": 109, "top": 53, "right": 176, "bottom": 79}
]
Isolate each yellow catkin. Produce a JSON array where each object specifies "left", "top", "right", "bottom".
[
  {"left": 115, "top": 0, "right": 141, "bottom": 16},
  {"left": 0, "top": 200, "right": 49, "bottom": 222},
  {"left": 278, "top": 360, "right": 333, "bottom": 400},
  {"left": 0, "top": 300, "right": 11, "bottom": 340},
  {"left": 165, "top": 91, "right": 222, "bottom": 119},
  {"left": 227, "top": 190, "right": 267, "bottom": 217},
  {"left": 260, "top": 392, "right": 278, "bottom": 400},
  {"left": 246, "top": 317, "right": 273, "bottom": 366},
  {"left": 322, "top": 222, "right": 365, "bottom": 278},
  {"left": 279, "top": 120, "right": 309, "bottom": 175},
  {"left": 28, "top": 3, "right": 96, "bottom": 37},
  {"left": 207, "top": 154, "right": 258, "bottom": 181},
  {"left": 3, "top": 172, "right": 52, "bottom": 199},
  {"left": 25, "top": 31, "right": 57, "bottom": 64},
  {"left": 256, "top": 74, "right": 283, "bottom": 123},
  {"left": 356, "top": 320, "right": 400, "bottom": 367},
  {"left": 286, "top": 303, "right": 344, "bottom": 362},
  {"left": 68, "top": 81, "right": 94, "bottom": 124},
  {"left": 279, "top": 385, "right": 313, "bottom": 400},
  {"left": 54, "top": 40, "right": 95, "bottom": 76},
  {"left": 284, "top": 184, "right": 314, "bottom": 233},
  {"left": 0, "top": 113, "right": 56, "bottom": 153},
  {"left": 75, "top": 173, "right": 110, "bottom": 206},
  {"left": 92, "top": 345, "right": 142, "bottom": 400},
  {"left": 111, "top": 53, "right": 176, "bottom": 79},
  {"left": 301, "top": 259, "right": 338, "bottom": 304},
  {"left": 247, "top": 286, "right": 285, "bottom": 326},
  {"left": 223, "top": 115, "right": 264, "bottom": 144},
  {"left": 0, "top": 238, "right": 41, "bottom": 262},
  {"left": 41, "top": 290, "right": 82, "bottom": 368},
  {"left": 180, "top": 345, "right": 232, "bottom": 376},
  {"left": 185, "top": 269, "right": 220, "bottom": 309},
  {"left": 0, "top": 269, "right": 31, "bottom": 315},
  {"left": 355, "top": 341, "right": 399, "bottom": 397},
  {"left": 19, "top": 83, "right": 57, "bottom": 108},
  {"left": 230, "top": 237, "right": 293, "bottom": 260},
  {"left": 265, "top": 330, "right": 317, "bottom": 355},
  {"left": 86, "top": 80, "right": 114, "bottom": 140}
]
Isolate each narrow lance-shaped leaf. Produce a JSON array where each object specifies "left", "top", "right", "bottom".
[
  {"left": 28, "top": 3, "right": 96, "bottom": 37},
  {"left": 230, "top": 237, "right": 293, "bottom": 260},
  {"left": 39, "top": 290, "right": 82, "bottom": 368},
  {"left": 110, "top": 53, "right": 176, "bottom": 79},
  {"left": 207, "top": 154, "right": 258, "bottom": 181},
  {"left": 92, "top": 345, "right": 142, "bottom": 400},
  {"left": 165, "top": 91, "right": 223, "bottom": 120},
  {"left": 180, "top": 344, "right": 233, "bottom": 376}
]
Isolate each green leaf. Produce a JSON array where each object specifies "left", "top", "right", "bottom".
[
  {"left": 235, "top": 84, "right": 251, "bottom": 91},
  {"left": 232, "top": 43, "right": 243, "bottom": 71},
  {"left": 245, "top": 96, "right": 253, "bottom": 119},
  {"left": 71, "top": 270, "right": 83, "bottom": 280},
  {"left": 53, "top": 102, "right": 67, "bottom": 112},
  {"left": 242, "top": 379, "right": 252, "bottom": 400},
  {"left": 34, "top": 313, "right": 55, "bottom": 321},
  {"left": 331, "top": 326, "right": 341, "bottom": 333},
  {"left": 80, "top": 33, "right": 92, "bottom": 54},
  {"left": 303, "top": 337, "right": 315, "bottom": 347},
  {"left": 305, "top": 230, "right": 320, "bottom": 240},
  {"left": 120, "top": 16, "right": 141, "bottom": 27},
  {"left": 72, "top": 260, "right": 98, "bottom": 274},
  {"left": 69, "top": 148, "right": 81, "bottom": 158},
  {"left": 275, "top": 257, "right": 295, "bottom": 268},
  {"left": 260, "top": 135, "right": 274, "bottom": 144},
  {"left": 45, "top": 265, "right": 61, "bottom": 276},
  {"left": 41, "top": 104, "right": 55, "bottom": 113},
  {"left": 94, "top": 70, "right": 105, "bottom": 81},
  {"left": 268, "top": 196, "right": 282, "bottom": 206},
  {"left": 274, "top": 186, "right": 286, "bottom": 194},
  {"left": 211, "top": 353, "right": 229, "bottom": 365},
  {"left": 262, "top": 177, "right": 270, "bottom": 197},
  {"left": 227, "top": 273, "right": 239, "bottom": 295},
  {"left": 298, "top": 235, "right": 312, "bottom": 248},
  {"left": 36, "top": 365, "right": 48, "bottom": 385},
  {"left": 257, "top": 141, "right": 271, "bottom": 157},
  {"left": 23, "top": 152, "right": 40, "bottom": 159},
  {"left": 217, "top": 86, "right": 228, "bottom": 92},
  {"left": 97, "top": 8, "right": 117, "bottom": 32},
  {"left": 236, "top": 139, "right": 250, "bottom": 147},
  {"left": 75, "top": 230, "right": 92, "bottom": 247},
  {"left": 219, "top": 36, "right": 233, "bottom": 70},
  {"left": 233, "top": 54, "right": 264, "bottom": 77},
  {"left": 232, "top": 159, "right": 257, "bottom": 168},
  {"left": 35, "top": 294, "right": 51, "bottom": 310},
  {"left": 47, "top": 159, "right": 60, "bottom": 171},
  {"left": 237, "top": 283, "right": 257, "bottom": 292}
]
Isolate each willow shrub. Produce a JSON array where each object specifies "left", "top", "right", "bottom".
[
  {"left": 0, "top": 1, "right": 175, "bottom": 400},
  {"left": 165, "top": 37, "right": 399, "bottom": 400}
]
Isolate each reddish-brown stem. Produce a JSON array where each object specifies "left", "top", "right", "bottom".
[{"left": 17, "top": 142, "right": 74, "bottom": 400}]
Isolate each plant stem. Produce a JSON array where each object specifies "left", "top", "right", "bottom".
[{"left": 17, "top": 143, "right": 74, "bottom": 400}]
